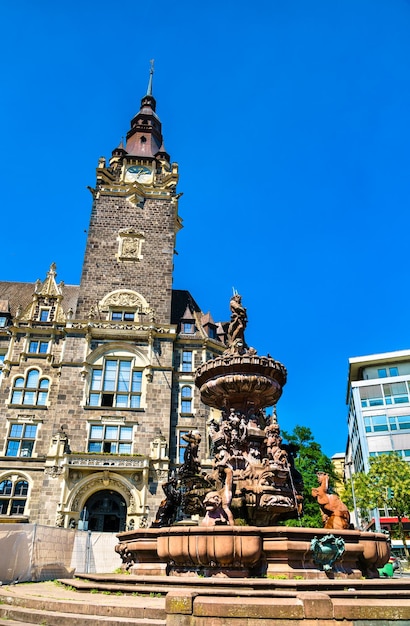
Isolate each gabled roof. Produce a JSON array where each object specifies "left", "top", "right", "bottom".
[{"left": 0, "top": 280, "right": 80, "bottom": 318}]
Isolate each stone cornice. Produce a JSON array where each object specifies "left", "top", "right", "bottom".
[
  {"left": 68, "top": 454, "right": 150, "bottom": 469},
  {"left": 65, "top": 320, "right": 177, "bottom": 339}
]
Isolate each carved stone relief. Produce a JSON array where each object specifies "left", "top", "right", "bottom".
[{"left": 117, "top": 230, "right": 145, "bottom": 261}]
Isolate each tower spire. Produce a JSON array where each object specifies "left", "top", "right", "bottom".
[
  {"left": 122, "top": 61, "right": 165, "bottom": 157},
  {"left": 146, "top": 59, "right": 154, "bottom": 96}
]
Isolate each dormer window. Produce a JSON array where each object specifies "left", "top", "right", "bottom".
[
  {"left": 39, "top": 308, "right": 50, "bottom": 322},
  {"left": 182, "top": 322, "right": 194, "bottom": 334},
  {"left": 208, "top": 326, "right": 217, "bottom": 339},
  {"left": 0, "top": 300, "right": 11, "bottom": 327}
]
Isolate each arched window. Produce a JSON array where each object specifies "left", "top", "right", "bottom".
[
  {"left": 0, "top": 477, "right": 29, "bottom": 515},
  {"left": 181, "top": 386, "right": 193, "bottom": 415},
  {"left": 11, "top": 369, "right": 49, "bottom": 406}
]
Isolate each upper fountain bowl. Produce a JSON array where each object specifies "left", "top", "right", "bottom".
[{"left": 195, "top": 352, "right": 287, "bottom": 411}]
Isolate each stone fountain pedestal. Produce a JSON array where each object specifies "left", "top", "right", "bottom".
[{"left": 116, "top": 525, "right": 389, "bottom": 579}]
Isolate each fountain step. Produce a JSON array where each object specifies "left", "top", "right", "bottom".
[
  {"left": 0, "top": 581, "right": 166, "bottom": 626},
  {"left": 67, "top": 572, "right": 410, "bottom": 598}
]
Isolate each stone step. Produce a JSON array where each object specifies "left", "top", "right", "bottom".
[
  {"left": 0, "top": 582, "right": 166, "bottom": 626},
  {"left": 0, "top": 604, "right": 165, "bottom": 626},
  {"left": 70, "top": 571, "right": 410, "bottom": 595}
]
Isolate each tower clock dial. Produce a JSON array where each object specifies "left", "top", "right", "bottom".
[{"left": 125, "top": 165, "right": 153, "bottom": 184}]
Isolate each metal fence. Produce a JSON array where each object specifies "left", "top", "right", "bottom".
[{"left": 0, "top": 524, "right": 121, "bottom": 583}]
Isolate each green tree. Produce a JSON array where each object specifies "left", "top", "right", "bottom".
[
  {"left": 351, "top": 454, "right": 410, "bottom": 559},
  {"left": 281, "top": 425, "right": 338, "bottom": 528}
]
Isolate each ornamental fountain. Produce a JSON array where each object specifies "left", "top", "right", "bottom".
[{"left": 115, "top": 294, "right": 389, "bottom": 578}]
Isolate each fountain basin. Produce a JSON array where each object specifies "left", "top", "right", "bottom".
[
  {"left": 196, "top": 354, "right": 287, "bottom": 410},
  {"left": 157, "top": 525, "right": 261, "bottom": 576},
  {"left": 116, "top": 525, "right": 390, "bottom": 579}
]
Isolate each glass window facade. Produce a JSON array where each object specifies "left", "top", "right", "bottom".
[
  {"left": 360, "top": 382, "right": 410, "bottom": 408},
  {"left": 364, "top": 414, "right": 410, "bottom": 433}
]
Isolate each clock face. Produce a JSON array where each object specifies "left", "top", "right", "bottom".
[{"left": 125, "top": 165, "right": 152, "bottom": 184}]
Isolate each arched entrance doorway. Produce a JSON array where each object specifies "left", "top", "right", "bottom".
[{"left": 83, "top": 490, "right": 127, "bottom": 532}]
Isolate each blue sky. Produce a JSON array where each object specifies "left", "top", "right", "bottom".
[{"left": 2, "top": 1, "right": 410, "bottom": 456}]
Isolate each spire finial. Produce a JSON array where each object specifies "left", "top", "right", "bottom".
[{"left": 147, "top": 59, "right": 154, "bottom": 96}]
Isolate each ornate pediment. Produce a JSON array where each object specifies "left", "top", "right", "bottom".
[
  {"left": 17, "top": 263, "right": 66, "bottom": 324},
  {"left": 100, "top": 289, "right": 151, "bottom": 314}
]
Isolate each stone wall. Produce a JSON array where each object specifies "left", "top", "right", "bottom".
[{"left": 75, "top": 196, "right": 175, "bottom": 324}]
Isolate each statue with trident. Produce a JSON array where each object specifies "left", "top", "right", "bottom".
[{"left": 227, "top": 290, "right": 248, "bottom": 348}]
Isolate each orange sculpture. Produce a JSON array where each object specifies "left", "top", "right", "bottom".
[{"left": 311, "top": 472, "right": 351, "bottom": 530}]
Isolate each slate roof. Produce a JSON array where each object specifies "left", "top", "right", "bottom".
[
  {"left": 0, "top": 281, "right": 80, "bottom": 317},
  {"left": 171, "top": 290, "right": 202, "bottom": 326}
]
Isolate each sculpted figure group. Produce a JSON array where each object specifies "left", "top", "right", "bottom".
[{"left": 151, "top": 293, "right": 351, "bottom": 530}]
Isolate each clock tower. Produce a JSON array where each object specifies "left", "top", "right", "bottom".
[{"left": 75, "top": 64, "right": 181, "bottom": 325}]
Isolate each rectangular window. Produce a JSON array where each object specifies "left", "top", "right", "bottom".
[
  {"left": 364, "top": 415, "right": 388, "bottom": 432},
  {"left": 11, "top": 500, "right": 26, "bottom": 514},
  {"left": 28, "top": 340, "right": 49, "bottom": 354},
  {"left": 6, "top": 424, "right": 37, "bottom": 457},
  {"left": 371, "top": 415, "right": 389, "bottom": 432},
  {"left": 397, "top": 415, "right": 410, "bottom": 430},
  {"left": 389, "top": 416, "right": 398, "bottom": 431},
  {"left": 182, "top": 351, "right": 193, "bottom": 372},
  {"left": 360, "top": 385, "right": 383, "bottom": 408},
  {"left": 177, "top": 430, "right": 190, "bottom": 464},
  {"left": 89, "top": 360, "right": 142, "bottom": 408},
  {"left": 88, "top": 425, "right": 132, "bottom": 453},
  {"left": 39, "top": 309, "right": 50, "bottom": 322},
  {"left": 383, "top": 382, "right": 408, "bottom": 405},
  {"left": 389, "top": 367, "right": 399, "bottom": 377},
  {"left": 110, "top": 311, "right": 135, "bottom": 322},
  {"left": 378, "top": 369, "right": 387, "bottom": 378},
  {"left": 0, "top": 500, "right": 10, "bottom": 514},
  {"left": 182, "top": 322, "right": 194, "bottom": 334},
  {"left": 181, "top": 399, "right": 192, "bottom": 413},
  {"left": 0, "top": 316, "right": 7, "bottom": 328}
]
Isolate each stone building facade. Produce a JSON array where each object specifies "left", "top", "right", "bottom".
[{"left": 0, "top": 71, "right": 225, "bottom": 531}]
